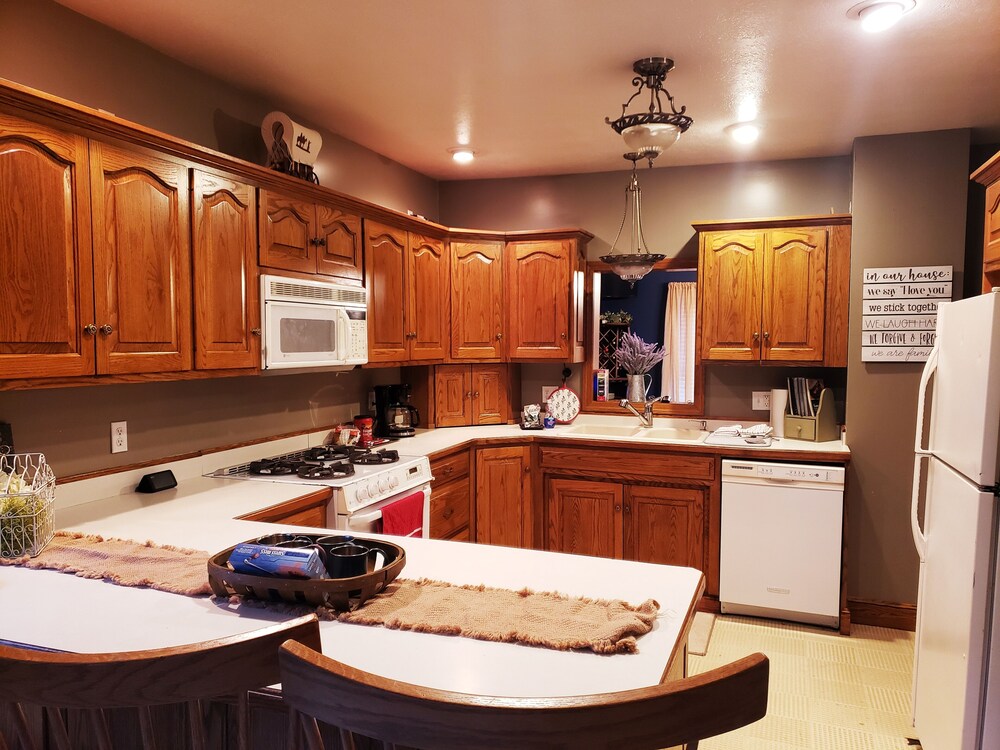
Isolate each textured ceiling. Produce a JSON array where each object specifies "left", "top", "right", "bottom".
[{"left": 56, "top": 0, "right": 1000, "bottom": 180}]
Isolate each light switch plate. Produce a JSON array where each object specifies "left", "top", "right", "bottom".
[
  {"left": 751, "top": 391, "right": 771, "bottom": 411},
  {"left": 541, "top": 385, "right": 560, "bottom": 405}
]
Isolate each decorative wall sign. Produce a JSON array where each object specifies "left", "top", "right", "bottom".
[{"left": 861, "top": 266, "right": 952, "bottom": 362}]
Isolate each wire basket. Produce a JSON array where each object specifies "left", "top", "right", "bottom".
[{"left": 0, "top": 451, "right": 56, "bottom": 558}]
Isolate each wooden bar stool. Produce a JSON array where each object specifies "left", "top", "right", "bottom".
[
  {"left": 0, "top": 614, "right": 320, "bottom": 750},
  {"left": 279, "top": 639, "right": 769, "bottom": 750}
]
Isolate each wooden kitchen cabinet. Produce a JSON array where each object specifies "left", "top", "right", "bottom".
[
  {"left": 366, "top": 220, "right": 449, "bottom": 363},
  {"left": 972, "top": 150, "right": 1000, "bottom": 293},
  {"left": 0, "top": 112, "right": 96, "bottom": 380},
  {"left": 504, "top": 234, "right": 589, "bottom": 361},
  {"left": 545, "top": 477, "right": 623, "bottom": 559},
  {"left": 475, "top": 445, "right": 532, "bottom": 548},
  {"left": 451, "top": 239, "right": 504, "bottom": 360},
  {"left": 429, "top": 447, "right": 473, "bottom": 540},
  {"left": 258, "top": 189, "right": 363, "bottom": 284},
  {"left": 236, "top": 489, "right": 331, "bottom": 527},
  {"left": 433, "top": 364, "right": 511, "bottom": 427},
  {"left": 90, "top": 141, "right": 193, "bottom": 374},
  {"left": 624, "top": 485, "right": 706, "bottom": 570},
  {"left": 192, "top": 170, "right": 260, "bottom": 370},
  {"left": 695, "top": 216, "right": 851, "bottom": 366}
]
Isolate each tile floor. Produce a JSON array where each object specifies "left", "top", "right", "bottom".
[{"left": 689, "top": 615, "right": 918, "bottom": 750}]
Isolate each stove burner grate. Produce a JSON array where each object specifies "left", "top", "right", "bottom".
[
  {"left": 296, "top": 460, "right": 355, "bottom": 479},
  {"left": 248, "top": 459, "right": 297, "bottom": 476},
  {"left": 350, "top": 449, "right": 400, "bottom": 465}
]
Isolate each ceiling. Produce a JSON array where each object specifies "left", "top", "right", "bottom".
[{"left": 56, "top": 0, "right": 1000, "bottom": 180}]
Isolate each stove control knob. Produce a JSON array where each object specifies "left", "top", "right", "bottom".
[
  {"left": 378, "top": 478, "right": 390, "bottom": 493},
  {"left": 368, "top": 482, "right": 380, "bottom": 498},
  {"left": 389, "top": 475, "right": 400, "bottom": 489},
  {"left": 356, "top": 486, "right": 369, "bottom": 500}
]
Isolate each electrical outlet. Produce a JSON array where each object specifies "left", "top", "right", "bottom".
[
  {"left": 111, "top": 421, "right": 128, "bottom": 453},
  {"left": 751, "top": 391, "right": 771, "bottom": 411}
]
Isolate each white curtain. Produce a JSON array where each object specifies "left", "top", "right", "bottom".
[{"left": 660, "top": 282, "right": 697, "bottom": 404}]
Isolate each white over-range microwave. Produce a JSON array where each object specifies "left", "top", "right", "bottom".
[{"left": 261, "top": 274, "right": 368, "bottom": 371}]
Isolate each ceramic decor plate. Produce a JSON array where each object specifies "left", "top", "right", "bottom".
[{"left": 546, "top": 386, "right": 581, "bottom": 423}]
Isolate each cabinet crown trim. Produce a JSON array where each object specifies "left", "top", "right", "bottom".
[{"left": 692, "top": 214, "right": 852, "bottom": 231}]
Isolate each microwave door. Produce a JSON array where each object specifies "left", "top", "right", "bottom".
[{"left": 264, "top": 300, "right": 341, "bottom": 369}]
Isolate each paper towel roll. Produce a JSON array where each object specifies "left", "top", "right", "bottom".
[{"left": 770, "top": 389, "right": 788, "bottom": 438}]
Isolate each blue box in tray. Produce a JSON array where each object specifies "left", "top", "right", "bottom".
[{"left": 227, "top": 543, "right": 328, "bottom": 579}]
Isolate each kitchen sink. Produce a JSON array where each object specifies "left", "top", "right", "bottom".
[
  {"left": 634, "top": 427, "right": 708, "bottom": 442},
  {"left": 563, "top": 424, "right": 642, "bottom": 438}
]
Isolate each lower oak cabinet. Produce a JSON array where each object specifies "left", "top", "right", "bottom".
[
  {"left": 428, "top": 448, "right": 473, "bottom": 541},
  {"left": 236, "top": 489, "right": 331, "bottom": 528},
  {"left": 475, "top": 445, "right": 532, "bottom": 548}
]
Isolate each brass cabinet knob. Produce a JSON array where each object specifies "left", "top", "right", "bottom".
[
  {"left": 466, "top": 391, "right": 474, "bottom": 399},
  {"left": 496, "top": 332, "right": 503, "bottom": 340},
  {"left": 251, "top": 328, "right": 262, "bottom": 336},
  {"left": 474, "top": 391, "right": 480, "bottom": 398},
  {"left": 615, "top": 504, "right": 622, "bottom": 512},
  {"left": 443, "top": 508, "right": 454, "bottom": 519},
  {"left": 763, "top": 331, "right": 770, "bottom": 340},
  {"left": 752, "top": 331, "right": 760, "bottom": 342},
  {"left": 83, "top": 323, "right": 97, "bottom": 335},
  {"left": 624, "top": 504, "right": 631, "bottom": 513},
  {"left": 560, "top": 332, "right": 567, "bottom": 339},
  {"left": 99, "top": 324, "right": 113, "bottom": 335}
]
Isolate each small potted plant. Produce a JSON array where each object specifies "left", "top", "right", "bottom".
[{"left": 613, "top": 331, "right": 665, "bottom": 402}]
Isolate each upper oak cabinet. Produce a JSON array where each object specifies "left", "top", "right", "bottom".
[
  {"left": 695, "top": 216, "right": 851, "bottom": 367},
  {"left": 89, "top": 141, "right": 192, "bottom": 374},
  {"left": 258, "top": 189, "right": 363, "bottom": 284},
  {"left": 192, "top": 170, "right": 260, "bottom": 370},
  {"left": 451, "top": 240, "right": 504, "bottom": 360},
  {"left": 972, "top": 150, "right": 1000, "bottom": 293},
  {"left": 505, "top": 233, "right": 589, "bottom": 361},
  {"left": 366, "top": 220, "right": 449, "bottom": 363},
  {"left": 0, "top": 113, "right": 95, "bottom": 379}
]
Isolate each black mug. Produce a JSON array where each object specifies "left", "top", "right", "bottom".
[
  {"left": 316, "top": 534, "right": 354, "bottom": 559},
  {"left": 271, "top": 539, "right": 327, "bottom": 564},
  {"left": 326, "top": 543, "right": 386, "bottom": 579}
]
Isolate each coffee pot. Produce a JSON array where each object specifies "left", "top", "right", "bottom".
[{"left": 373, "top": 384, "right": 420, "bottom": 439}]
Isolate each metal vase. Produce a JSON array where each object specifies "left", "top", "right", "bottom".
[{"left": 626, "top": 374, "right": 650, "bottom": 402}]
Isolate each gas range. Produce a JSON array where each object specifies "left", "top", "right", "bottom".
[{"left": 211, "top": 445, "right": 432, "bottom": 515}]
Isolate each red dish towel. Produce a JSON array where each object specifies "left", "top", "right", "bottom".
[{"left": 380, "top": 491, "right": 425, "bottom": 537}]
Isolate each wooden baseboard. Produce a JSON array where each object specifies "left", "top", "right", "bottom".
[{"left": 848, "top": 598, "right": 916, "bottom": 631}]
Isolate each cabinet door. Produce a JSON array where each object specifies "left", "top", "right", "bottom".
[
  {"left": 315, "top": 205, "right": 363, "bottom": 283},
  {"left": 192, "top": 170, "right": 259, "bottom": 370},
  {"left": 0, "top": 114, "right": 95, "bottom": 379},
  {"left": 429, "top": 476, "right": 472, "bottom": 540},
  {"left": 699, "top": 230, "right": 764, "bottom": 361},
  {"left": 983, "top": 182, "right": 1000, "bottom": 293},
  {"left": 434, "top": 364, "right": 472, "bottom": 427},
  {"left": 407, "top": 233, "right": 449, "bottom": 361},
  {"left": 505, "top": 240, "right": 570, "bottom": 359},
  {"left": 258, "top": 190, "right": 316, "bottom": 275},
  {"left": 451, "top": 240, "right": 504, "bottom": 360},
  {"left": 90, "top": 142, "right": 191, "bottom": 374},
  {"left": 365, "top": 221, "right": 408, "bottom": 362},
  {"left": 471, "top": 364, "right": 508, "bottom": 425},
  {"left": 624, "top": 485, "right": 706, "bottom": 572},
  {"left": 546, "top": 477, "right": 622, "bottom": 559},
  {"left": 475, "top": 446, "right": 531, "bottom": 548},
  {"left": 763, "top": 228, "right": 827, "bottom": 362}
]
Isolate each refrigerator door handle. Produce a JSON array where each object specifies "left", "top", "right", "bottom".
[
  {"left": 914, "top": 343, "right": 939, "bottom": 455},
  {"left": 910, "top": 453, "right": 929, "bottom": 561}
]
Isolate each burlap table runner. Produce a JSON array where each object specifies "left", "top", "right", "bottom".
[{"left": 1, "top": 532, "right": 659, "bottom": 654}]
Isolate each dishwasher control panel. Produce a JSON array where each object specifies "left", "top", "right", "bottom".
[{"left": 722, "top": 460, "right": 845, "bottom": 485}]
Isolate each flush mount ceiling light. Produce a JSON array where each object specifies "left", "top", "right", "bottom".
[
  {"left": 727, "top": 122, "right": 761, "bottom": 144},
  {"left": 449, "top": 147, "right": 475, "bottom": 164},
  {"left": 847, "top": 0, "right": 915, "bottom": 32},
  {"left": 606, "top": 57, "right": 693, "bottom": 166},
  {"left": 600, "top": 153, "right": 666, "bottom": 285}
]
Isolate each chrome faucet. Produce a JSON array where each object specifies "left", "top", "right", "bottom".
[{"left": 619, "top": 396, "right": 666, "bottom": 428}]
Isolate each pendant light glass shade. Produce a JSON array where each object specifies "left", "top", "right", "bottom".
[{"left": 600, "top": 158, "right": 665, "bottom": 285}]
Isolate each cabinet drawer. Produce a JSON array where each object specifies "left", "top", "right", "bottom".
[
  {"left": 237, "top": 489, "right": 331, "bottom": 527},
  {"left": 430, "top": 449, "right": 471, "bottom": 486},
  {"left": 447, "top": 527, "right": 471, "bottom": 542},
  {"left": 429, "top": 476, "right": 471, "bottom": 539},
  {"left": 539, "top": 446, "right": 717, "bottom": 483}
]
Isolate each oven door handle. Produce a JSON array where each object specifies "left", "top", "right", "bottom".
[{"left": 346, "top": 509, "right": 382, "bottom": 530}]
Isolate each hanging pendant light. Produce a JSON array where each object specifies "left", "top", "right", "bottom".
[
  {"left": 600, "top": 154, "right": 665, "bottom": 285},
  {"left": 606, "top": 57, "right": 693, "bottom": 166}
]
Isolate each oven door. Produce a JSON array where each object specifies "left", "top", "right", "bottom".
[
  {"left": 263, "top": 299, "right": 351, "bottom": 369},
  {"left": 338, "top": 485, "right": 431, "bottom": 538}
]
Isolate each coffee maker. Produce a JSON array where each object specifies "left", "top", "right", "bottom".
[{"left": 373, "top": 384, "right": 420, "bottom": 439}]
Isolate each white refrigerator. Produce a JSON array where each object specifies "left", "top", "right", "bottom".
[{"left": 911, "top": 290, "right": 1000, "bottom": 750}]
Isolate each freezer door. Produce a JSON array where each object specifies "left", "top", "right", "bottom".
[
  {"left": 928, "top": 292, "right": 1000, "bottom": 486},
  {"left": 913, "top": 457, "right": 997, "bottom": 750}
]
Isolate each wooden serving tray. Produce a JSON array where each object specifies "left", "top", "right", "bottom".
[{"left": 207, "top": 534, "right": 406, "bottom": 611}]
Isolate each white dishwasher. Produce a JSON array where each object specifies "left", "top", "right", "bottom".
[{"left": 720, "top": 459, "right": 845, "bottom": 628}]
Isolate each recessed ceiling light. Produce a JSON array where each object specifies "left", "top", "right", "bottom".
[
  {"left": 847, "top": 1, "right": 915, "bottom": 33},
  {"left": 449, "top": 148, "right": 475, "bottom": 164},
  {"left": 728, "top": 123, "right": 760, "bottom": 144}
]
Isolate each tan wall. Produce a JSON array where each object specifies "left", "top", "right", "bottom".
[{"left": 846, "top": 130, "right": 971, "bottom": 605}]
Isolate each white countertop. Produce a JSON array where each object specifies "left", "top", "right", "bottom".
[{"left": 3, "top": 447, "right": 703, "bottom": 698}]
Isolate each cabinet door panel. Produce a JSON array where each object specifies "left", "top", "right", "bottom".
[
  {"left": 258, "top": 191, "right": 315, "bottom": 275},
  {"left": 315, "top": 205, "right": 363, "bottom": 283},
  {"left": 505, "top": 241, "right": 570, "bottom": 359},
  {"left": 365, "top": 221, "right": 408, "bottom": 362},
  {"left": 429, "top": 476, "right": 471, "bottom": 540},
  {"left": 763, "top": 228, "right": 827, "bottom": 362},
  {"left": 546, "top": 478, "right": 622, "bottom": 559},
  {"left": 0, "top": 114, "right": 95, "bottom": 378},
  {"left": 434, "top": 364, "right": 471, "bottom": 427},
  {"left": 451, "top": 241, "right": 503, "bottom": 360},
  {"left": 985, "top": 182, "right": 1000, "bottom": 293},
  {"left": 407, "top": 234, "right": 449, "bottom": 360},
  {"left": 624, "top": 485, "right": 706, "bottom": 572},
  {"left": 699, "top": 231, "right": 764, "bottom": 361},
  {"left": 475, "top": 446, "right": 531, "bottom": 548},
  {"left": 90, "top": 143, "right": 191, "bottom": 374},
  {"left": 192, "top": 170, "right": 259, "bottom": 370},
  {"left": 471, "top": 364, "right": 508, "bottom": 425}
]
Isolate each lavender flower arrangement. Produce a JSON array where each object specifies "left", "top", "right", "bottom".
[{"left": 613, "top": 331, "right": 665, "bottom": 375}]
